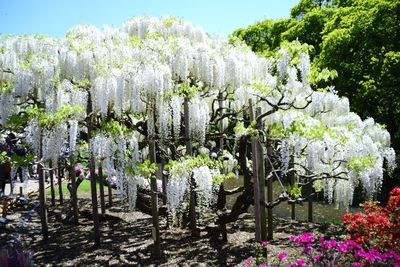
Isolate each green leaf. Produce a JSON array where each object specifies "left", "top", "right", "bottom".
[
  {"left": 348, "top": 156, "right": 378, "bottom": 172},
  {"left": 137, "top": 160, "right": 158, "bottom": 178},
  {"left": 287, "top": 182, "right": 302, "bottom": 198},
  {"left": 0, "top": 80, "right": 13, "bottom": 94}
]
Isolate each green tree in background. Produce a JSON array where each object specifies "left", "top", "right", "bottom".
[
  {"left": 233, "top": 0, "right": 400, "bottom": 150},
  {"left": 232, "top": 0, "right": 400, "bottom": 203}
]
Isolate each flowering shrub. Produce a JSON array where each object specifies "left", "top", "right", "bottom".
[
  {"left": 342, "top": 186, "right": 400, "bottom": 251},
  {"left": 244, "top": 232, "right": 400, "bottom": 266}
]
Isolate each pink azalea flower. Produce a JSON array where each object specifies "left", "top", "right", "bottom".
[{"left": 278, "top": 252, "right": 287, "bottom": 262}]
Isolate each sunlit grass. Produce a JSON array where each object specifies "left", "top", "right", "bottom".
[{"left": 45, "top": 179, "right": 104, "bottom": 196}]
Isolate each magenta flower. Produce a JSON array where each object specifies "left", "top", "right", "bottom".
[
  {"left": 286, "top": 258, "right": 306, "bottom": 267},
  {"left": 243, "top": 257, "right": 253, "bottom": 267},
  {"left": 355, "top": 249, "right": 367, "bottom": 259},
  {"left": 324, "top": 239, "right": 337, "bottom": 249},
  {"left": 383, "top": 250, "right": 400, "bottom": 261},
  {"left": 312, "top": 255, "right": 321, "bottom": 263},
  {"left": 365, "top": 248, "right": 383, "bottom": 262},
  {"left": 290, "top": 232, "right": 314, "bottom": 245},
  {"left": 261, "top": 241, "right": 268, "bottom": 247},
  {"left": 337, "top": 241, "right": 350, "bottom": 253},
  {"left": 278, "top": 252, "right": 287, "bottom": 262},
  {"left": 299, "top": 232, "right": 313, "bottom": 243},
  {"left": 303, "top": 243, "right": 312, "bottom": 254},
  {"left": 294, "top": 258, "right": 306, "bottom": 267}
]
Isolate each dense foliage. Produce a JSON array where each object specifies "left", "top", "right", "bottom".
[
  {"left": 232, "top": 0, "right": 400, "bottom": 153},
  {"left": 342, "top": 186, "right": 400, "bottom": 251}
]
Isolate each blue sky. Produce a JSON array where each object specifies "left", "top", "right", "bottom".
[{"left": 0, "top": 0, "right": 298, "bottom": 38}]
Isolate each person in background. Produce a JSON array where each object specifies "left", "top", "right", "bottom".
[
  {"left": 0, "top": 136, "right": 12, "bottom": 196},
  {"left": 67, "top": 166, "right": 85, "bottom": 194},
  {"left": 6, "top": 133, "right": 29, "bottom": 183}
]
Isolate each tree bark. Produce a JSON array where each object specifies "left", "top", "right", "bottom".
[{"left": 216, "top": 138, "right": 253, "bottom": 227}]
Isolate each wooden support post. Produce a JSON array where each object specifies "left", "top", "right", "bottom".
[
  {"left": 87, "top": 92, "right": 100, "bottom": 247},
  {"left": 184, "top": 97, "right": 198, "bottom": 237},
  {"left": 38, "top": 163, "right": 48, "bottom": 242},
  {"left": 218, "top": 92, "right": 225, "bottom": 152},
  {"left": 289, "top": 156, "right": 295, "bottom": 220},
  {"left": 49, "top": 160, "right": 55, "bottom": 206},
  {"left": 89, "top": 159, "right": 101, "bottom": 246},
  {"left": 57, "top": 162, "right": 63, "bottom": 204},
  {"left": 19, "top": 186, "right": 23, "bottom": 196},
  {"left": 308, "top": 177, "right": 313, "bottom": 223},
  {"left": 266, "top": 145, "right": 273, "bottom": 241},
  {"left": 151, "top": 175, "right": 161, "bottom": 258},
  {"left": 249, "top": 99, "right": 261, "bottom": 242},
  {"left": 189, "top": 174, "right": 197, "bottom": 236},
  {"left": 216, "top": 93, "right": 227, "bottom": 212},
  {"left": 108, "top": 179, "right": 113, "bottom": 207},
  {"left": 161, "top": 159, "right": 167, "bottom": 205},
  {"left": 184, "top": 97, "right": 193, "bottom": 155},
  {"left": 255, "top": 107, "right": 267, "bottom": 242},
  {"left": 70, "top": 154, "right": 79, "bottom": 225},
  {"left": 98, "top": 166, "right": 105, "bottom": 216},
  {"left": 148, "top": 104, "right": 161, "bottom": 257},
  {"left": 216, "top": 91, "right": 227, "bottom": 231}
]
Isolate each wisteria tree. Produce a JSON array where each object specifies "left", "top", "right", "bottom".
[{"left": 0, "top": 16, "right": 396, "bottom": 254}]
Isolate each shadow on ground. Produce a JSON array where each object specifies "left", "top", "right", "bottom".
[{"left": 1, "top": 195, "right": 344, "bottom": 266}]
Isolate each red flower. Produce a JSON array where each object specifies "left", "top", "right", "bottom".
[{"left": 342, "top": 187, "right": 400, "bottom": 251}]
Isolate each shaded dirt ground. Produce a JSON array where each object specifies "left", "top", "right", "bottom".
[{"left": 0, "top": 193, "right": 344, "bottom": 266}]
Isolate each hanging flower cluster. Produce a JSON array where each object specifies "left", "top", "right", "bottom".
[
  {"left": 90, "top": 122, "right": 142, "bottom": 210},
  {"left": 166, "top": 154, "right": 219, "bottom": 215}
]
